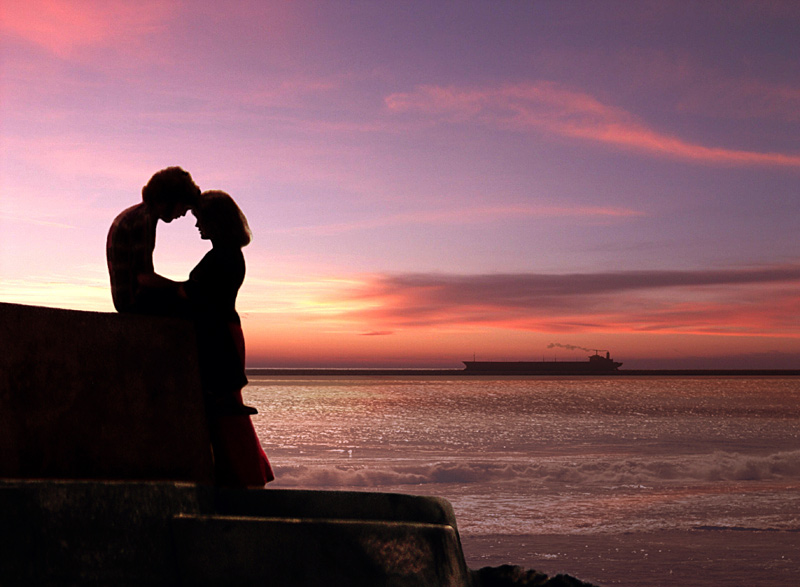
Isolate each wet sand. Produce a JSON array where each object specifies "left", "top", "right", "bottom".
[{"left": 461, "top": 529, "right": 799, "bottom": 586}]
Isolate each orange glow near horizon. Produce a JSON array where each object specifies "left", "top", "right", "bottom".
[
  {"left": 2, "top": 251, "right": 800, "bottom": 369},
  {"left": 231, "top": 267, "right": 800, "bottom": 369},
  {"left": 241, "top": 312, "right": 800, "bottom": 369}
]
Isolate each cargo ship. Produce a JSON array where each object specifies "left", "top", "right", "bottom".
[{"left": 463, "top": 351, "right": 622, "bottom": 375}]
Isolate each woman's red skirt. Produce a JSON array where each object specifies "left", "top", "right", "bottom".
[
  {"left": 211, "top": 389, "right": 275, "bottom": 488},
  {"left": 210, "top": 323, "right": 274, "bottom": 488}
]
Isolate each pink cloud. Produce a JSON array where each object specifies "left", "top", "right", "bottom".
[
  {"left": 315, "top": 265, "right": 800, "bottom": 337},
  {"left": 386, "top": 82, "right": 800, "bottom": 168},
  {"left": 0, "top": 0, "right": 174, "bottom": 57}
]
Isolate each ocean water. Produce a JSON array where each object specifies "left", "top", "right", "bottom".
[{"left": 244, "top": 376, "right": 800, "bottom": 585}]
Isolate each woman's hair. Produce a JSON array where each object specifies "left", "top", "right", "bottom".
[
  {"left": 196, "top": 190, "right": 252, "bottom": 247},
  {"left": 142, "top": 166, "right": 200, "bottom": 207}
]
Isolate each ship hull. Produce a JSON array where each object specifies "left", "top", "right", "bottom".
[{"left": 463, "top": 357, "right": 622, "bottom": 375}]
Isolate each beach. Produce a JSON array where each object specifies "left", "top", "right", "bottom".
[{"left": 462, "top": 530, "right": 799, "bottom": 586}]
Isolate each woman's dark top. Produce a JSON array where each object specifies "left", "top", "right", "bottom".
[
  {"left": 184, "top": 245, "right": 245, "bottom": 324},
  {"left": 183, "top": 244, "right": 248, "bottom": 394}
]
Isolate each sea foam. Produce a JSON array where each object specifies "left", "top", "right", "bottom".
[{"left": 270, "top": 449, "right": 800, "bottom": 488}]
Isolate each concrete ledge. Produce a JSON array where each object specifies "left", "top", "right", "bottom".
[
  {"left": 0, "top": 480, "right": 472, "bottom": 586},
  {"left": 173, "top": 515, "right": 469, "bottom": 586},
  {"left": 214, "top": 487, "right": 460, "bottom": 529},
  {"left": 0, "top": 302, "right": 212, "bottom": 483}
]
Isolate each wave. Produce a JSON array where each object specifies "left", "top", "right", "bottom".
[{"left": 270, "top": 449, "right": 800, "bottom": 488}]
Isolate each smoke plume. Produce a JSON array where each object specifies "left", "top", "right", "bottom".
[{"left": 547, "top": 343, "right": 603, "bottom": 353}]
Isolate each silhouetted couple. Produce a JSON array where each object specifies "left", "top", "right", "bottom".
[{"left": 106, "top": 166, "right": 273, "bottom": 488}]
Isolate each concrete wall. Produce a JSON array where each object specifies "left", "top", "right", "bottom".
[{"left": 0, "top": 302, "right": 213, "bottom": 484}]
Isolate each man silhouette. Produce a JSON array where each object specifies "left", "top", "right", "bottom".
[{"left": 106, "top": 166, "right": 200, "bottom": 314}]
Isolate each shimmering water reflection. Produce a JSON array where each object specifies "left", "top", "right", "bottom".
[{"left": 245, "top": 376, "right": 800, "bottom": 536}]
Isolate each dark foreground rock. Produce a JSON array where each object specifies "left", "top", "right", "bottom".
[{"left": 472, "top": 564, "right": 598, "bottom": 586}]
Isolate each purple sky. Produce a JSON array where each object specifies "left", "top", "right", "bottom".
[{"left": 1, "top": 1, "right": 799, "bottom": 367}]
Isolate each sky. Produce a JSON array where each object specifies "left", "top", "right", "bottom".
[{"left": 1, "top": 0, "right": 799, "bottom": 368}]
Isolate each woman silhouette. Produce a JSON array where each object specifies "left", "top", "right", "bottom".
[{"left": 184, "top": 190, "right": 273, "bottom": 487}]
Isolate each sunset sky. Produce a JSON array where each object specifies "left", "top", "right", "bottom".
[{"left": 2, "top": 1, "right": 799, "bottom": 368}]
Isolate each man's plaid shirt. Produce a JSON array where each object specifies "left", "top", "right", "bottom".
[{"left": 106, "top": 203, "right": 157, "bottom": 312}]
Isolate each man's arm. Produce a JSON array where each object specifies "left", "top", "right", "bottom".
[{"left": 138, "top": 272, "right": 180, "bottom": 289}]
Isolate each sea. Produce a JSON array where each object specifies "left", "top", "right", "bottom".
[{"left": 243, "top": 375, "right": 800, "bottom": 586}]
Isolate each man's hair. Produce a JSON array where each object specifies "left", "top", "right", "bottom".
[
  {"left": 141, "top": 167, "right": 201, "bottom": 207},
  {"left": 196, "top": 190, "right": 252, "bottom": 247}
]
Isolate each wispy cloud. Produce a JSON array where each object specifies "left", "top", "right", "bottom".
[
  {"left": 271, "top": 203, "right": 644, "bottom": 235},
  {"left": 314, "top": 265, "right": 800, "bottom": 336},
  {"left": 386, "top": 82, "right": 800, "bottom": 168},
  {"left": 0, "top": 213, "right": 75, "bottom": 229},
  {"left": 675, "top": 77, "right": 800, "bottom": 123}
]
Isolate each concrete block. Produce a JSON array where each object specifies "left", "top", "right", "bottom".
[{"left": 0, "top": 302, "right": 213, "bottom": 483}]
